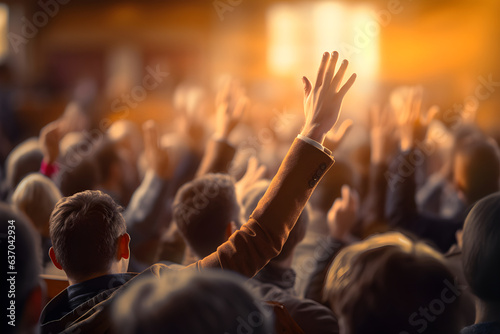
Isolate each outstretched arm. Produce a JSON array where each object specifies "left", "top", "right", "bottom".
[{"left": 186, "top": 52, "right": 356, "bottom": 276}]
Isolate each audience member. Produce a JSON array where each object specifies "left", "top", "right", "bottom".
[
  {"left": 461, "top": 192, "right": 500, "bottom": 333},
  {"left": 0, "top": 202, "right": 44, "bottom": 334},
  {"left": 324, "top": 232, "right": 465, "bottom": 334}
]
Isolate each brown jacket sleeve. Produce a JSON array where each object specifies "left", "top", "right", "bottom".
[{"left": 186, "top": 138, "right": 334, "bottom": 277}]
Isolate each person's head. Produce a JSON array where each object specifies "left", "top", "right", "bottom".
[
  {"left": 112, "top": 269, "right": 273, "bottom": 334},
  {"left": 453, "top": 135, "right": 500, "bottom": 204},
  {"left": 11, "top": 173, "right": 62, "bottom": 238},
  {"left": 324, "top": 232, "right": 463, "bottom": 334},
  {"left": 242, "top": 180, "right": 309, "bottom": 264},
  {"left": 49, "top": 190, "right": 130, "bottom": 284},
  {"left": 4, "top": 138, "right": 43, "bottom": 192},
  {"left": 462, "top": 192, "right": 500, "bottom": 306},
  {"left": 0, "top": 202, "right": 43, "bottom": 334},
  {"left": 173, "top": 173, "right": 238, "bottom": 259}
]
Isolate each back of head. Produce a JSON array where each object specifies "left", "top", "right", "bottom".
[
  {"left": 173, "top": 173, "right": 238, "bottom": 258},
  {"left": 454, "top": 135, "right": 500, "bottom": 204},
  {"left": 0, "top": 202, "right": 42, "bottom": 334},
  {"left": 49, "top": 190, "right": 126, "bottom": 281},
  {"left": 11, "top": 173, "right": 62, "bottom": 237},
  {"left": 5, "top": 138, "right": 43, "bottom": 192},
  {"left": 324, "top": 232, "right": 462, "bottom": 334},
  {"left": 112, "top": 269, "right": 273, "bottom": 334},
  {"left": 242, "top": 180, "right": 309, "bottom": 262},
  {"left": 462, "top": 192, "right": 500, "bottom": 303}
]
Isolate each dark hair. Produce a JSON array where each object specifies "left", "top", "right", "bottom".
[
  {"left": 49, "top": 190, "right": 126, "bottom": 280},
  {"left": 112, "top": 269, "right": 273, "bottom": 334},
  {"left": 324, "top": 232, "right": 462, "bottom": 334},
  {"left": 242, "top": 180, "right": 308, "bottom": 262},
  {"left": 173, "top": 174, "right": 238, "bottom": 258},
  {"left": 454, "top": 136, "right": 500, "bottom": 204},
  {"left": 462, "top": 192, "right": 500, "bottom": 302},
  {"left": 0, "top": 202, "right": 41, "bottom": 334}
]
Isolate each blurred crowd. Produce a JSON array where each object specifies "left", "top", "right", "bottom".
[{"left": 1, "top": 50, "right": 500, "bottom": 334}]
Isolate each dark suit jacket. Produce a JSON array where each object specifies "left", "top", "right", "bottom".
[
  {"left": 386, "top": 149, "right": 463, "bottom": 253},
  {"left": 40, "top": 138, "right": 335, "bottom": 333}
]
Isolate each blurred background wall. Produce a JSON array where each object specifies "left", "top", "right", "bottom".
[{"left": 1, "top": 0, "right": 499, "bottom": 141}]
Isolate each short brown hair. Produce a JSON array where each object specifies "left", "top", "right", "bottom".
[
  {"left": 324, "top": 232, "right": 462, "bottom": 334},
  {"left": 50, "top": 190, "right": 126, "bottom": 280},
  {"left": 173, "top": 174, "right": 238, "bottom": 258}
]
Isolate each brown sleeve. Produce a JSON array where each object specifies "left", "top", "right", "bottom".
[
  {"left": 195, "top": 139, "right": 236, "bottom": 177},
  {"left": 187, "top": 138, "right": 334, "bottom": 277}
]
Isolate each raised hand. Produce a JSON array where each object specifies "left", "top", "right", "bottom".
[
  {"left": 370, "top": 104, "right": 398, "bottom": 164},
  {"left": 39, "top": 120, "right": 63, "bottom": 164},
  {"left": 391, "top": 86, "right": 439, "bottom": 151},
  {"left": 301, "top": 52, "right": 357, "bottom": 144},
  {"left": 327, "top": 185, "right": 359, "bottom": 242},
  {"left": 326, "top": 118, "right": 353, "bottom": 151},
  {"left": 214, "top": 78, "right": 248, "bottom": 140},
  {"left": 143, "top": 120, "right": 173, "bottom": 180},
  {"left": 235, "top": 156, "right": 267, "bottom": 202}
]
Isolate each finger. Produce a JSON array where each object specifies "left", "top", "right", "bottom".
[
  {"left": 247, "top": 155, "right": 258, "bottom": 173},
  {"left": 425, "top": 105, "right": 439, "bottom": 125},
  {"left": 217, "top": 77, "right": 232, "bottom": 106},
  {"left": 329, "top": 119, "right": 353, "bottom": 142},
  {"left": 328, "top": 198, "right": 343, "bottom": 221},
  {"left": 341, "top": 184, "right": 350, "bottom": 208},
  {"left": 315, "top": 52, "right": 330, "bottom": 88},
  {"left": 337, "top": 119, "right": 353, "bottom": 138},
  {"left": 410, "top": 86, "right": 423, "bottom": 122},
  {"left": 338, "top": 73, "right": 357, "bottom": 97},
  {"left": 331, "top": 59, "right": 349, "bottom": 91},
  {"left": 254, "top": 165, "right": 267, "bottom": 181},
  {"left": 323, "top": 51, "right": 339, "bottom": 89},
  {"left": 302, "top": 76, "right": 312, "bottom": 100}
]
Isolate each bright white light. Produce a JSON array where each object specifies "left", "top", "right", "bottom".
[{"left": 267, "top": 1, "right": 379, "bottom": 79}]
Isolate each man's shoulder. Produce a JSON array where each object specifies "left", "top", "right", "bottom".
[{"left": 40, "top": 273, "right": 137, "bottom": 334}]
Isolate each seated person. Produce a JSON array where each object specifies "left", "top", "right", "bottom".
[
  {"left": 324, "top": 232, "right": 465, "bottom": 334},
  {"left": 2, "top": 138, "right": 43, "bottom": 200},
  {"left": 0, "top": 202, "right": 44, "bottom": 334},
  {"left": 461, "top": 192, "right": 500, "bottom": 333},
  {"left": 243, "top": 180, "right": 340, "bottom": 334},
  {"left": 111, "top": 269, "right": 273, "bottom": 334},
  {"left": 39, "top": 51, "right": 357, "bottom": 334},
  {"left": 11, "top": 173, "right": 63, "bottom": 274}
]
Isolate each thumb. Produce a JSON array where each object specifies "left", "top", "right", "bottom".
[{"left": 302, "top": 76, "right": 312, "bottom": 98}]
